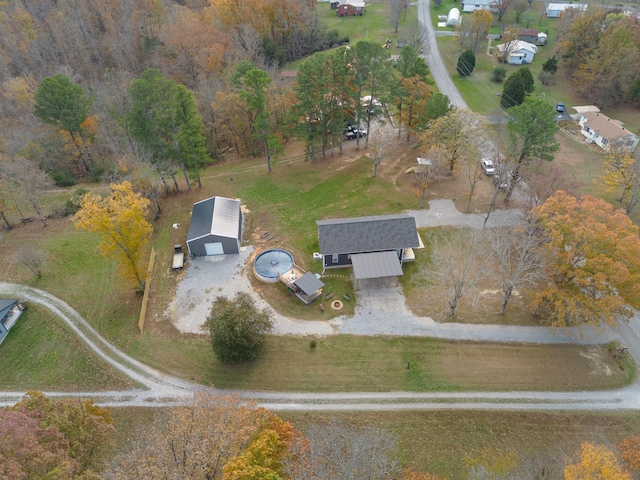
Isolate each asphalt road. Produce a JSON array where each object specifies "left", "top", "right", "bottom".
[{"left": 417, "top": 0, "right": 468, "bottom": 109}]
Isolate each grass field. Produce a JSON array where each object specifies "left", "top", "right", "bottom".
[
  {"left": 0, "top": 303, "right": 133, "bottom": 391},
  {"left": 127, "top": 333, "right": 634, "bottom": 392}
]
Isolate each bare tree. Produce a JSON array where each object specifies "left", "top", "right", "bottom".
[
  {"left": 413, "top": 150, "right": 446, "bottom": 206},
  {"left": 406, "top": 22, "right": 430, "bottom": 54},
  {"left": 494, "top": 0, "right": 514, "bottom": 21},
  {"left": 429, "top": 228, "right": 491, "bottom": 319},
  {"left": 286, "top": 419, "right": 399, "bottom": 480},
  {"left": 1, "top": 158, "right": 53, "bottom": 227},
  {"left": 456, "top": 9, "right": 492, "bottom": 55},
  {"left": 16, "top": 248, "right": 46, "bottom": 279},
  {"left": 368, "top": 126, "right": 399, "bottom": 178},
  {"left": 512, "top": 0, "right": 528, "bottom": 25},
  {"left": 388, "top": 0, "right": 404, "bottom": 33},
  {"left": 490, "top": 225, "right": 546, "bottom": 315},
  {"left": 483, "top": 143, "right": 516, "bottom": 228},
  {"left": 520, "top": 159, "right": 581, "bottom": 212},
  {"left": 496, "top": 27, "right": 520, "bottom": 64}
]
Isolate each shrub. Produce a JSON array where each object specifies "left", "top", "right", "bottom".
[
  {"left": 205, "top": 292, "right": 273, "bottom": 363},
  {"left": 52, "top": 170, "right": 76, "bottom": 187},
  {"left": 491, "top": 66, "right": 507, "bottom": 83},
  {"left": 538, "top": 70, "right": 556, "bottom": 86}
]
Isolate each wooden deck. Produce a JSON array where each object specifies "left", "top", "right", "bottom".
[{"left": 278, "top": 264, "right": 323, "bottom": 304}]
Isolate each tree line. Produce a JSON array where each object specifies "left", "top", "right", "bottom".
[{"left": 554, "top": 7, "right": 640, "bottom": 108}]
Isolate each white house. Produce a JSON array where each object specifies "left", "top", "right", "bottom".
[
  {"left": 578, "top": 112, "right": 639, "bottom": 152},
  {"left": 496, "top": 40, "right": 538, "bottom": 64},
  {"left": 461, "top": 0, "right": 496, "bottom": 12},
  {"left": 545, "top": 2, "right": 587, "bottom": 18}
]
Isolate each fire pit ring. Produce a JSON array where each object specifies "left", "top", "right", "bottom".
[{"left": 331, "top": 300, "right": 343, "bottom": 310}]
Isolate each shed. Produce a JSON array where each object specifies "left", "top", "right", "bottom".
[
  {"left": 518, "top": 28, "right": 539, "bottom": 44},
  {"left": 447, "top": 8, "right": 461, "bottom": 26},
  {"left": 187, "top": 196, "right": 242, "bottom": 257},
  {"left": 293, "top": 272, "right": 325, "bottom": 304}
]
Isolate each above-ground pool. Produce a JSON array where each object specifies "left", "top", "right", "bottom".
[{"left": 253, "top": 249, "right": 294, "bottom": 283}]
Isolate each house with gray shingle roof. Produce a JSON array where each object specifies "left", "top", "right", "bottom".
[
  {"left": 187, "top": 197, "right": 242, "bottom": 257},
  {"left": 316, "top": 214, "right": 422, "bottom": 281}
]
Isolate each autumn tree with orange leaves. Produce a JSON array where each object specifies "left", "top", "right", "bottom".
[
  {"left": 531, "top": 191, "right": 640, "bottom": 328},
  {"left": 564, "top": 442, "right": 632, "bottom": 480},
  {"left": 74, "top": 181, "right": 152, "bottom": 291},
  {"left": 106, "top": 392, "right": 299, "bottom": 480}
]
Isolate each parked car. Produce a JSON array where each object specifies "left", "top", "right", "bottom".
[
  {"left": 481, "top": 158, "right": 495, "bottom": 175},
  {"left": 344, "top": 125, "right": 367, "bottom": 140},
  {"left": 556, "top": 102, "right": 565, "bottom": 112}
]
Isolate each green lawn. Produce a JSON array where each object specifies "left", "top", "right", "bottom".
[
  {"left": 0, "top": 304, "right": 133, "bottom": 391},
  {"left": 126, "top": 331, "right": 633, "bottom": 392}
]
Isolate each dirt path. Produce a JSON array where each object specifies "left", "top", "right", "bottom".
[{"left": 2, "top": 282, "right": 640, "bottom": 411}]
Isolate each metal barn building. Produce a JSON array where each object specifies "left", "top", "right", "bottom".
[{"left": 186, "top": 196, "right": 242, "bottom": 257}]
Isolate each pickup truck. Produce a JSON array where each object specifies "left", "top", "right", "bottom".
[{"left": 172, "top": 245, "right": 184, "bottom": 270}]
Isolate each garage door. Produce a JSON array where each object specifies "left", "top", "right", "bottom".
[{"left": 204, "top": 242, "right": 224, "bottom": 255}]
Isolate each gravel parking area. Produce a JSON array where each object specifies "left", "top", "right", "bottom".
[{"left": 167, "top": 199, "right": 613, "bottom": 346}]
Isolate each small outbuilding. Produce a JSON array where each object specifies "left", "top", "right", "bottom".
[
  {"left": 187, "top": 196, "right": 242, "bottom": 257},
  {"left": 447, "top": 8, "right": 461, "bottom": 26}
]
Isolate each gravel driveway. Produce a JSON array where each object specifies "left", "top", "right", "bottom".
[{"left": 168, "top": 199, "right": 618, "bottom": 348}]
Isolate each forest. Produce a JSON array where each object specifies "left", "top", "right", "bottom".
[{"left": 0, "top": 0, "right": 351, "bottom": 205}]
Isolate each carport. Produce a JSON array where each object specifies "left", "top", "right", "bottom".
[{"left": 351, "top": 251, "right": 403, "bottom": 288}]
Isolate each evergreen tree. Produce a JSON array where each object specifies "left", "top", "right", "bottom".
[
  {"left": 501, "top": 74, "right": 525, "bottom": 108},
  {"left": 542, "top": 56, "right": 558, "bottom": 74},
  {"left": 456, "top": 50, "right": 476, "bottom": 77}
]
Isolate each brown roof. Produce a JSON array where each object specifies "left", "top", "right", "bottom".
[
  {"left": 583, "top": 112, "right": 636, "bottom": 141},
  {"left": 518, "top": 28, "right": 538, "bottom": 36}
]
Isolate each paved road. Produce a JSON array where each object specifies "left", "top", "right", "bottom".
[{"left": 418, "top": 0, "right": 468, "bottom": 108}]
